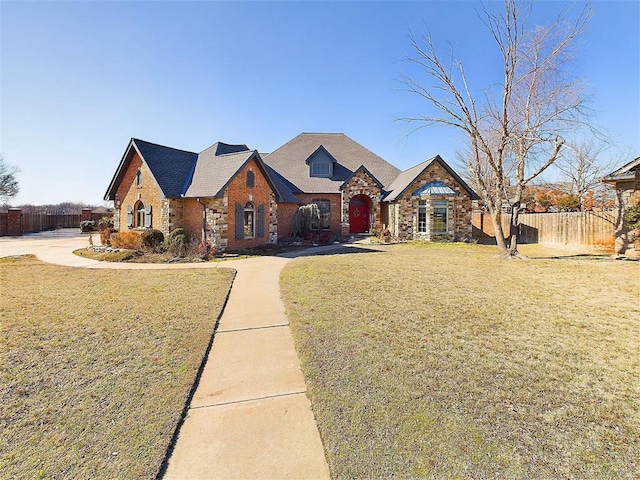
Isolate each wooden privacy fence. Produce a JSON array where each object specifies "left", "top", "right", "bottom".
[
  {"left": 20, "top": 213, "right": 81, "bottom": 233},
  {"left": 472, "top": 211, "right": 617, "bottom": 248},
  {"left": 0, "top": 211, "right": 82, "bottom": 236}
]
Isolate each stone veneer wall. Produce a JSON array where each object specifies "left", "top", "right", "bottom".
[
  {"left": 341, "top": 169, "right": 382, "bottom": 231},
  {"left": 392, "top": 162, "right": 473, "bottom": 241}
]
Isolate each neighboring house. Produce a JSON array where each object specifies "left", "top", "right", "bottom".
[
  {"left": 105, "top": 133, "right": 478, "bottom": 251},
  {"left": 603, "top": 156, "right": 640, "bottom": 254}
]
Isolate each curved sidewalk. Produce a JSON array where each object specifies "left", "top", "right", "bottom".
[{"left": 1, "top": 231, "right": 333, "bottom": 479}]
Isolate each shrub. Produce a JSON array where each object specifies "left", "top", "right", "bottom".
[
  {"left": 140, "top": 229, "right": 165, "bottom": 252},
  {"left": 110, "top": 231, "right": 142, "bottom": 250},
  {"left": 195, "top": 240, "right": 217, "bottom": 260},
  {"left": 80, "top": 220, "right": 96, "bottom": 232},
  {"left": 623, "top": 203, "right": 640, "bottom": 230},
  {"left": 96, "top": 216, "right": 114, "bottom": 232},
  {"left": 164, "top": 228, "right": 188, "bottom": 257},
  {"left": 100, "top": 227, "right": 116, "bottom": 246}
]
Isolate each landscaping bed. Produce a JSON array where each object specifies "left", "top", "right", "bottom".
[
  {"left": 281, "top": 242, "right": 640, "bottom": 478},
  {"left": 0, "top": 256, "right": 234, "bottom": 478}
]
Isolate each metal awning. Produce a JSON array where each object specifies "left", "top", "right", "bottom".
[{"left": 411, "top": 181, "right": 459, "bottom": 197}]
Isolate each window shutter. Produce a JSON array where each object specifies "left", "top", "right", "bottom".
[
  {"left": 235, "top": 203, "right": 243, "bottom": 240},
  {"left": 127, "top": 206, "right": 133, "bottom": 228},
  {"left": 257, "top": 204, "right": 265, "bottom": 238},
  {"left": 144, "top": 205, "right": 152, "bottom": 228}
]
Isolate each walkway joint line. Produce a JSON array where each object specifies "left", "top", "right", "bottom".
[
  {"left": 216, "top": 323, "right": 289, "bottom": 334},
  {"left": 189, "top": 390, "right": 308, "bottom": 410}
]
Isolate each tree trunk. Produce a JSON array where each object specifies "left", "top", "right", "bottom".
[
  {"left": 489, "top": 208, "right": 508, "bottom": 253},
  {"left": 507, "top": 203, "right": 522, "bottom": 257}
]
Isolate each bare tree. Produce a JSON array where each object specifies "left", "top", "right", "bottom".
[
  {"left": 549, "top": 137, "right": 616, "bottom": 207},
  {"left": 0, "top": 155, "right": 20, "bottom": 203},
  {"left": 401, "top": 0, "right": 592, "bottom": 256}
]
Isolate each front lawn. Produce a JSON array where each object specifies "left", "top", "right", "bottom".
[
  {"left": 281, "top": 243, "right": 639, "bottom": 479},
  {"left": 0, "top": 256, "right": 234, "bottom": 479}
]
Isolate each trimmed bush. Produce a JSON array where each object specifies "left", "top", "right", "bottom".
[
  {"left": 164, "top": 228, "right": 188, "bottom": 257},
  {"left": 140, "top": 229, "right": 165, "bottom": 252},
  {"left": 110, "top": 231, "right": 142, "bottom": 250},
  {"left": 80, "top": 220, "right": 96, "bottom": 232}
]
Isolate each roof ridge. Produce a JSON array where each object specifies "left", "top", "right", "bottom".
[{"left": 132, "top": 138, "right": 196, "bottom": 155}]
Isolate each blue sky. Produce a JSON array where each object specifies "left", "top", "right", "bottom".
[{"left": 1, "top": 0, "right": 638, "bottom": 206}]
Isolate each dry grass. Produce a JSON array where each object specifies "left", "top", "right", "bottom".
[
  {"left": 0, "top": 255, "right": 234, "bottom": 479},
  {"left": 281, "top": 242, "right": 640, "bottom": 479}
]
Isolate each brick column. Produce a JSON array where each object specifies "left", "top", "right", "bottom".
[
  {"left": 81, "top": 208, "right": 93, "bottom": 222},
  {"left": 7, "top": 208, "right": 21, "bottom": 236}
]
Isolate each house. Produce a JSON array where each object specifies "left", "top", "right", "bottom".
[
  {"left": 603, "top": 156, "right": 640, "bottom": 254},
  {"left": 105, "top": 133, "right": 478, "bottom": 251},
  {"left": 104, "top": 138, "right": 301, "bottom": 252}
]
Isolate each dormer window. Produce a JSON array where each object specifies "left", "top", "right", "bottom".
[
  {"left": 306, "top": 145, "right": 337, "bottom": 178},
  {"left": 310, "top": 161, "right": 332, "bottom": 178}
]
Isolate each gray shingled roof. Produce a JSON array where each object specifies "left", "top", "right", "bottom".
[
  {"left": 384, "top": 155, "right": 479, "bottom": 201},
  {"left": 184, "top": 147, "right": 255, "bottom": 198},
  {"left": 263, "top": 133, "right": 401, "bottom": 194}
]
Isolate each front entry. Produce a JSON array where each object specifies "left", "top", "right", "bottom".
[{"left": 349, "top": 195, "right": 370, "bottom": 234}]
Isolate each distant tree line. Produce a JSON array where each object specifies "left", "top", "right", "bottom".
[{"left": 1, "top": 202, "right": 100, "bottom": 214}]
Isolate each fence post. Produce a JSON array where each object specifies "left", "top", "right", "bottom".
[{"left": 8, "top": 209, "right": 22, "bottom": 236}]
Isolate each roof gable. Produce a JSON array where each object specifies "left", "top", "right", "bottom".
[
  {"left": 184, "top": 148, "right": 300, "bottom": 203},
  {"left": 104, "top": 138, "right": 198, "bottom": 200},
  {"left": 384, "top": 155, "right": 479, "bottom": 201},
  {"left": 264, "top": 133, "right": 401, "bottom": 194},
  {"left": 305, "top": 145, "right": 338, "bottom": 165},
  {"left": 340, "top": 165, "right": 384, "bottom": 189}
]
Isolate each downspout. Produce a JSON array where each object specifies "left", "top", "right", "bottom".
[{"left": 196, "top": 198, "right": 207, "bottom": 242}]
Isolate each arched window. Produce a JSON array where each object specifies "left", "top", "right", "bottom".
[
  {"left": 243, "top": 202, "right": 255, "bottom": 238},
  {"left": 136, "top": 169, "right": 143, "bottom": 187},
  {"left": 246, "top": 170, "right": 255, "bottom": 188},
  {"left": 134, "top": 201, "right": 152, "bottom": 228},
  {"left": 136, "top": 201, "right": 145, "bottom": 228}
]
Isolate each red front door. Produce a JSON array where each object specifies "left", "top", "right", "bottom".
[{"left": 349, "top": 197, "right": 369, "bottom": 233}]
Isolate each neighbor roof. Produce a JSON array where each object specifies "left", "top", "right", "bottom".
[
  {"left": 263, "top": 133, "right": 401, "bottom": 194},
  {"left": 384, "top": 155, "right": 479, "bottom": 201},
  {"left": 602, "top": 156, "right": 640, "bottom": 183}
]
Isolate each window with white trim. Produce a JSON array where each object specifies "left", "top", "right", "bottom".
[
  {"left": 136, "top": 201, "right": 146, "bottom": 227},
  {"left": 244, "top": 202, "right": 255, "bottom": 238},
  {"left": 418, "top": 200, "right": 428, "bottom": 233}
]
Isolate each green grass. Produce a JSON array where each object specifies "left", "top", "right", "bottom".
[
  {"left": 281, "top": 242, "right": 640, "bottom": 479},
  {"left": 0, "top": 255, "right": 234, "bottom": 479}
]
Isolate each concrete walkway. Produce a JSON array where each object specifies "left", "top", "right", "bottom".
[{"left": 2, "top": 230, "right": 381, "bottom": 478}]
